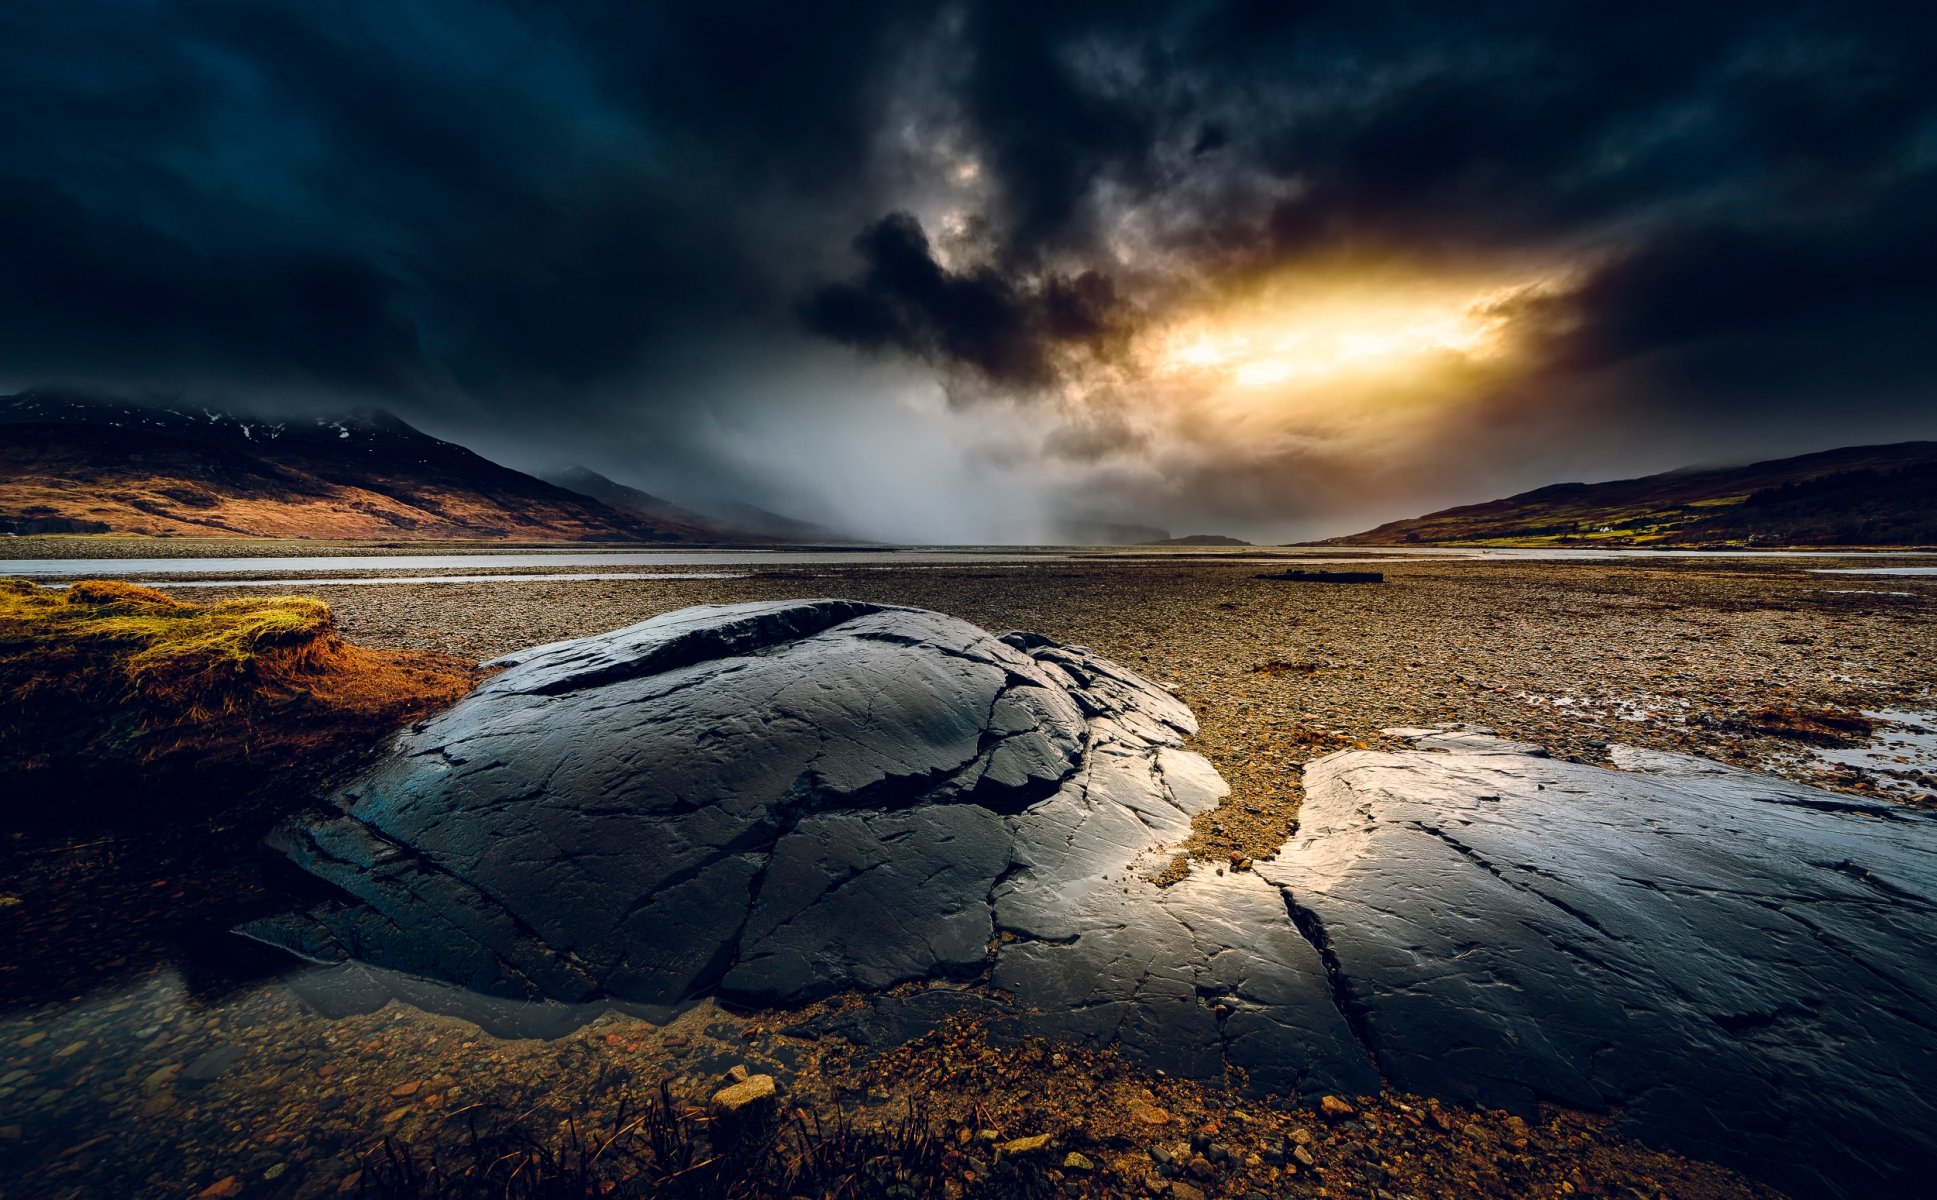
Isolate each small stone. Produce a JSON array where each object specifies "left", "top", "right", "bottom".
[
  {"left": 389, "top": 1081, "right": 419, "bottom": 1097},
  {"left": 710, "top": 1073, "right": 776, "bottom": 1117},
  {"left": 1292, "top": 1144, "right": 1316, "bottom": 1168},
  {"left": 1505, "top": 1114, "right": 1532, "bottom": 1148},
  {"left": 1171, "top": 1183, "right": 1207, "bottom": 1200},
  {"left": 196, "top": 1177, "right": 243, "bottom": 1199},
  {"left": 1062, "top": 1151, "right": 1094, "bottom": 1171},
  {"left": 725, "top": 1064, "right": 749, "bottom": 1083},
  {"left": 1128, "top": 1099, "right": 1172, "bottom": 1125},
  {"left": 182, "top": 1045, "right": 245, "bottom": 1086},
  {"left": 997, "top": 1133, "right": 1053, "bottom": 1156},
  {"left": 143, "top": 1064, "right": 180, "bottom": 1092},
  {"left": 263, "top": 1164, "right": 287, "bottom": 1181},
  {"left": 1318, "top": 1095, "right": 1356, "bottom": 1121}
]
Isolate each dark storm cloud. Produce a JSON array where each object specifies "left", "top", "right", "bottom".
[
  {"left": 0, "top": 0, "right": 925, "bottom": 407},
  {"left": 1, "top": 0, "right": 1935, "bottom": 537},
  {"left": 799, "top": 212, "right": 1132, "bottom": 389},
  {"left": 802, "top": 0, "right": 1937, "bottom": 428}
]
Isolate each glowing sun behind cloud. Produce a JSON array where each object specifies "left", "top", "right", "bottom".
[{"left": 1147, "top": 271, "right": 1552, "bottom": 399}]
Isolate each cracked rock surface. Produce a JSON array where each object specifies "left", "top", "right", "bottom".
[
  {"left": 244, "top": 603, "right": 1937, "bottom": 1197},
  {"left": 1266, "top": 729, "right": 1937, "bottom": 1200},
  {"left": 242, "top": 599, "right": 1372, "bottom": 1098}
]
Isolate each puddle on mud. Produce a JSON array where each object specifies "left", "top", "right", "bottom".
[{"left": 1802, "top": 709, "right": 1937, "bottom": 800}]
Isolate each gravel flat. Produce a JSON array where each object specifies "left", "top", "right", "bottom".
[{"left": 259, "top": 555, "right": 1937, "bottom": 872}]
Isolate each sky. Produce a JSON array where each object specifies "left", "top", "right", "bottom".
[{"left": 1, "top": 1, "right": 1934, "bottom": 542}]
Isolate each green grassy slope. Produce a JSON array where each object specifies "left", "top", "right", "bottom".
[{"left": 1333, "top": 442, "right": 1937, "bottom": 547}]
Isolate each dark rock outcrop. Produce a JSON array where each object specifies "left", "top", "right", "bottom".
[
  {"left": 244, "top": 599, "right": 1373, "bottom": 1098},
  {"left": 245, "top": 604, "right": 1937, "bottom": 1197},
  {"left": 1265, "top": 731, "right": 1937, "bottom": 1200}
]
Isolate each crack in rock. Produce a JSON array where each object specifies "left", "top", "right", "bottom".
[
  {"left": 1265, "top": 727, "right": 1937, "bottom": 1200},
  {"left": 244, "top": 609, "right": 1937, "bottom": 1200}
]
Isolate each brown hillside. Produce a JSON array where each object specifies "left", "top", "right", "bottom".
[
  {"left": 0, "top": 392, "right": 683, "bottom": 540},
  {"left": 1334, "top": 441, "right": 1937, "bottom": 547}
]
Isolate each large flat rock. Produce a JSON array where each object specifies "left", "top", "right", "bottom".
[
  {"left": 243, "top": 599, "right": 1374, "bottom": 1099},
  {"left": 244, "top": 603, "right": 1937, "bottom": 1198},
  {"left": 1265, "top": 731, "right": 1937, "bottom": 1200}
]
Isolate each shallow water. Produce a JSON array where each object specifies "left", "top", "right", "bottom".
[
  {"left": 0, "top": 549, "right": 1064, "bottom": 576},
  {"left": 0, "top": 956, "right": 779, "bottom": 1199},
  {"left": 3, "top": 544, "right": 1932, "bottom": 579},
  {"left": 77, "top": 571, "right": 752, "bottom": 587},
  {"left": 1809, "top": 709, "right": 1937, "bottom": 799}
]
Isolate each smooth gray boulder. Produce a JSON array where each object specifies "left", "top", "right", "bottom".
[
  {"left": 1266, "top": 730, "right": 1937, "bottom": 1200},
  {"left": 244, "top": 599, "right": 1373, "bottom": 1098}
]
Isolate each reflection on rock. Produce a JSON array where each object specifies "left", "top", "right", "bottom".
[
  {"left": 1269, "top": 730, "right": 1937, "bottom": 1200},
  {"left": 244, "top": 599, "right": 1373, "bottom": 1098},
  {"left": 244, "top": 602, "right": 1937, "bottom": 1197}
]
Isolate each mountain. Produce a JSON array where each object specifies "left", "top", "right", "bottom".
[
  {"left": 0, "top": 391, "right": 687, "bottom": 541},
  {"left": 537, "top": 466, "right": 738, "bottom": 542},
  {"left": 1141, "top": 534, "right": 1251, "bottom": 547},
  {"left": 540, "top": 467, "right": 857, "bottom": 544},
  {"left": 1334, "top": 442, "right": 1937, "bottom": 547},
  {"left": 1051, "top": 519, "right": 1171, "bottom": 546},
  {"left": 707, "top": 500, "right": 854, "bottom": 544}
]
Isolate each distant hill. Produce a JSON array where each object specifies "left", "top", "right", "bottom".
[
  {"left": 1334, "top": 442, "right": 1937, "bottom": 547},
  {"left": 1052, "top": 519, "right": 1170, "bottom": 546},
  {"left": 538, "top": 467, "right": 855, "bottom": 545},
  {"left": 538, "top": 466, "right": 740, "bottom": 542},
  {"left": 708, "top": 500, "right": 856, "bottom": 544},
  {"left": 0, "top": 391, "right": 684, "bottom": 541},
  {"left": 1141, "top": 534, "right": 1251, "bottom": 547}
]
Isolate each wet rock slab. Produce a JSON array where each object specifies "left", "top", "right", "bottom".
[
  {"left": 1265, "top": 731, "right": 1937, "bottom": 1200},
  {"left": 244, "top": 599, "right": 1373, "bottom": 1098},
  {"left": 244, "top": 601, "right": 1937, "bottom": 1197}
]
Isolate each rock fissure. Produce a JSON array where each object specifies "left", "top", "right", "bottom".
[{"left": 242, "top": 608, "right": 1937, "bottom": 1200}]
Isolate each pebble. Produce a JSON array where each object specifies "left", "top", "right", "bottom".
[{"left": 711, "top": 1073, "right": 777, "bottom": 1116}]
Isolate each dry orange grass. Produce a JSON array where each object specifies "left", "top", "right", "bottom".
[{"left": 0, "top": 578, "right": 478, "bottom": 805}]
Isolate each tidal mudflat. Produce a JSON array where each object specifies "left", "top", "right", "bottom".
[{"left": 2, "top": 550, "right": 1932, "bottom": 1200}]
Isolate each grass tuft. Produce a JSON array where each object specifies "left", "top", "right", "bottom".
[{"left": 0, "top": 578, "right": 478, "bottom": 817}]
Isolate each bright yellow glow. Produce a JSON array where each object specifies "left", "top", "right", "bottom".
[{"left": 1149, "top": 275, "right": 1542, "bottom": 393}]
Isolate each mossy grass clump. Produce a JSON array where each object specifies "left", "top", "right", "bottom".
[
  {"left": 0, "top": 578, "right": 477, "bottom": 822},
  {"left": 2, "top": 577, "right": 341, "bottom": 716}
]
